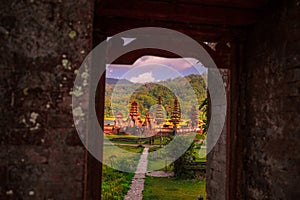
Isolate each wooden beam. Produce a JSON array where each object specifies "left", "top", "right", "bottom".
[
  {"left": 149, "top": 0, "right": 269, "bottom": 10},
  {"left": 227, "top": 43, "right": 245, "bottom": 200},
  {"left": 110, "top": 49, "right": 179, "bottom": 64},
  {"left": 85, "top": 69, "right": 105, "bottom": 200},
  {"left": 107, "top": 45, "right": 229, "bottom": 70},
  {"left": 96, "top": 0, "right": 258, "bottom": 26},
  {"left": 94, "top": 17, "right": 246, "bottom": 42}
]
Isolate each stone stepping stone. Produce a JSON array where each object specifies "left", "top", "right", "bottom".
[{"left": 124, "top": 148, "right": 149, "bottom": 200}]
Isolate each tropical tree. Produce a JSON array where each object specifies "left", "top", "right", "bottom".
[{"left": 199, "top": 97, "right": 208, "bottom": 135}]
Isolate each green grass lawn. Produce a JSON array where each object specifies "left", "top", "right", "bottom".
[
  {"left": 109, "top": 140, "right": 139, "bottom": 145},
  {"left": 102, "top": 146, "right": 144, "bottom": 200},
  {"left": 104, "top": 134, "right": 140, "bottom": 139},
  {"left": 147, "top": 138, "right": 206, "bottom": 171},
  {"left": 143, "top": 176, "right": 206, "bottom": 200},
  {"left": 102, "top": 136, "right": 207, "bottom": 199},
  {"left": 102, "top": 166, "right": 134, "bottom": 200},
  {"left": 103, "top": 145, "right": 143, "bottom": 171},
  {"left": 148, "top": 157, "right": 174, "bottom": 172},
  {"left": 105, "top": 135, "right": 173, "bottom": 147},
  {"left": 148, "top": 148, "right": 174, "bottom": 171}
]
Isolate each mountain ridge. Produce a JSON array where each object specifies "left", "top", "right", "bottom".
[
  {"left": 105, "top": 74, "right": 207, "bottom": 119},
  {"left": 106, "top": 73, "right": 207, "bottom": 85},
  {"left": 106, "top": 78, "right": 133, "bottom": 85}
]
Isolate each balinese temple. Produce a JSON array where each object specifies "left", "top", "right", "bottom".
[
  {"left": 170, "top": 98, "right": 181, "bottom": 127},
  {"left": 128, "top": 100, "right": 142, "bottom": 127},
  {"left": 155, "top": 96, "right": 166, "bottom": 124},
  {"left": 115, "top": 111, "right": 124, "bottom": 127},
  {"left": 190, "top": 105, "right": 199, "bottom": 128},
  {"left": 143, "top": 111, "right": 152, "bottom": 130}
]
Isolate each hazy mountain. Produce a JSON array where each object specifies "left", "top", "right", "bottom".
[{"left": 106, "top": 78, "right": 133, "bottom": 85}]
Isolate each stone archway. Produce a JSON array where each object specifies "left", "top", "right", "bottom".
[{"left": 90, "top": 32, "right": 234, "bottom": 200}]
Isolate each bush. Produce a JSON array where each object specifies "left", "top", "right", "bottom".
[
  {"left": 117, "top": 159, "right": 132, "bottom": 172},
  {"left": 164, "top": 136, "right": 195, "bottom": 179}
]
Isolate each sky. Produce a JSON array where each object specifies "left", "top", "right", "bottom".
[{"left": 106, "top": 56, "right": 207, "bottom": 83}]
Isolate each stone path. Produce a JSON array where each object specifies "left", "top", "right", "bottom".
[{"left": 124, "top": 147, "right": 149, "bottom": 200}]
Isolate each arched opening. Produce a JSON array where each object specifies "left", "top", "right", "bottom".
[
  {"left": 103, "top": 54, "right": 208, "bottom": 199},
  {"left": 88, "top": 1, "right": 246, "bottom": 199},
  {"left": 2, "top": 1, "right": 297, "bottom": 200},
  {"left": 87, "top": 33, "right": 233, "bottom": 199}
]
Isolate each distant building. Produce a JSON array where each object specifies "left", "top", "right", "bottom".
[
  {"left": 115, "top": 111, "right": 125, "bottom": 127},
  {"left": 155, "top": 96, "right": 166, "bottom": 124},
  {"left": 128, "top": 100, "right": 142, "bottom": 127},
  {"left": 190, "top": 105, "right": 199, "bottom": 128},
  {"left": 169, "top": 98, "right": 181, "bottom": 128}
]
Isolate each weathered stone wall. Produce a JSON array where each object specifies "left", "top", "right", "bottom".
[
  {"left": 243, "top": 0, "right": 300, "bottom": 199},
  {"left": 0, "top": 0, "right": 94, "bottom": 199},
  {"left": 206, "top": 68, "right": 229, "bottom": 200},
  {"left": 206, "top": 123, "right": 227, "bottom": 200}
]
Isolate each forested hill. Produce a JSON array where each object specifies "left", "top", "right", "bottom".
[
  {"left": 105, "top": 74, "right": 207, "bottom": 119},
  {"left": 106, "top": 78, "right": 133, "bottom": 85}
]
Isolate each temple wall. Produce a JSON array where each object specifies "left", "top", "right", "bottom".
[
  {"left": 242, "top": 0, "right": 300, "bottom": 199},
  {"left": 0, "top": 0, "right": 94, "bottom": 199},
  {"left": 206, "top": 68, "right": 229, "bottom": 200},
  {"left": 0, "top": 0, "right": 299, "bottom": 199}
]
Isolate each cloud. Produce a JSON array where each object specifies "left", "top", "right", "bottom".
[
  {"left": 106, "top": 56, "right": 206, "bottom": 79},
  {"left": 133, "top": 56, "right": 200, "bottom": 71},
  {"left": 129, "top": 72, "right": 155, "bottom": 83},
  {"left": 106, "top": 64, "right": 132, "bottom": 78}
]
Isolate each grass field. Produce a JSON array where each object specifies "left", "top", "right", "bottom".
[
  {"left": 103, "top": 145, "right": 143, "bottom": 171},
  {"left": 102, "top": 135, "right": 207, "bottom": 199},
  {"left": 102, "top": 146, "right": 144, "bottom": 200},
  {"left": 102, "top": 166, "right": 134, "bottom": 200},
  {"left": 143, "top": 176, "right": 206, "bottom": 200},
  {"left": 104, "top": 134, "right": 140, "bottom": 139},
  {"left": 148, "top": 147, "right": 174, "bottom": 171}
]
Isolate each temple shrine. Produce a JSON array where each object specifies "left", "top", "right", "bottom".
[{"left": 104, "top": 96, "right": 197, "bottom": 135}]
